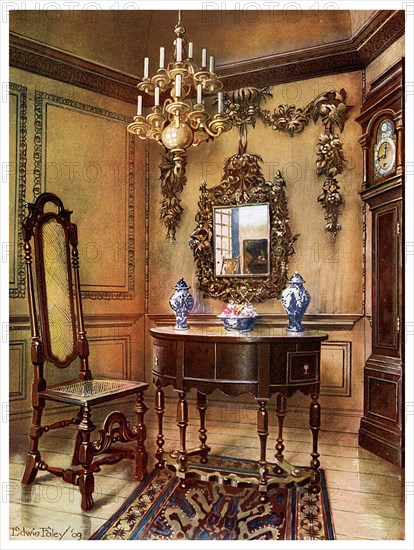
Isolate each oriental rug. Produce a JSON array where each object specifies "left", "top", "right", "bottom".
[{"left": 90, "top": 455, "right": 335, "bottom": 541}]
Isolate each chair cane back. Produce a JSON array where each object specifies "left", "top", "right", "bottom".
[{"left": 21, "top": 192, "right": 149, "bottom": 511}]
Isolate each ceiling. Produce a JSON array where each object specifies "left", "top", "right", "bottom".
[{"left": 10, "top": 9, "right": 377, "bottom": 78}]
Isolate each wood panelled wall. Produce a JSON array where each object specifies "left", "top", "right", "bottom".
[
  {"left": 9, "top": 18, "right": 404, "bottom": 428},
  {"left": 9, "top": 67, "right": 146, "bottom": 415}
]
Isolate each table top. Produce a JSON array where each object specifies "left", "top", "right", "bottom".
[{"left": 150, "top": 325, "right": 329, "bottom": 343}]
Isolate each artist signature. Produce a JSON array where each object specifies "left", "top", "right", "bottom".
[{"left": 10, "top": 526, "right": 82, "bottom": 540}]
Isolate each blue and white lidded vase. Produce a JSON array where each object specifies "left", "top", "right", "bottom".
[
  {"left": 280, "top": 272, "right": 310, "bottom": 332},
  {"left": 169, "top": 278, "right": 194, "bottom": 331}
]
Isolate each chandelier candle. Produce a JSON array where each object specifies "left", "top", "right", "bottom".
[
  {"left": 175, "top": 74, "right": 182, "bottom": 98},
  {"left": 196, "top": 84, "right": 203, "bottom": 105},
  {"left": 218, "top": 92, "right": 224, "bottom": 114},
  {"left": 201, "top": 48, "right": 207, "bottom": 68},
  {"left": 176, "top": 37, "right": 182, "bottom": 62},
  {"left": 159, "top": 47, "right": 165, "bottom": 69},
  {"left": 127, "top": 10, "right": 232, "bottom": 177}
]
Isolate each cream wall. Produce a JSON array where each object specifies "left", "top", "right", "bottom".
[{"left": 148, "top": 72, "right": 363, "bottom": 316}]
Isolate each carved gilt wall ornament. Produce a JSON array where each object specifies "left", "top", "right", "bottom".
[
  {"left": 189, "top": 153, "right": 298, "bottom": 303},
  {"left": 224, "top": 87, "right": 350, "bottom": 241},
  {"left": 159, "top": 150, "right": 187, "bottom": 242},
  {"left": 159, "top": 86, "right": 349, "bottom": 242}
]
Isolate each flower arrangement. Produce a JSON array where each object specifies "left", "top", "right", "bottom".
[
  {"left": 218, "top": 302, "right": 258, "bottom": 332},
  {"left": 219, "top": 302, "right": 257, "bottom": 318}
]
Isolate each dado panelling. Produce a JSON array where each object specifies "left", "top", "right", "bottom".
[{"left": 9, "top": 340, "right": 28, "bottom": 402}]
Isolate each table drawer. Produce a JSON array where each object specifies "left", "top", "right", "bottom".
[
  {"left": 287, "top": 352, "right": 319, "bottom": 384},
  {"left": 152, "top": 340, "right": 177, "bottom": 378}
]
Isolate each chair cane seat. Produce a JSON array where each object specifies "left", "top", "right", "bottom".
[{"left": 42, "top": 379, "right": 149, "bottom": 406}]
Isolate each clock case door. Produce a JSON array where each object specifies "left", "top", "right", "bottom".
[{"left": 356, "top": 58, "right": 404, "bottom": 467}]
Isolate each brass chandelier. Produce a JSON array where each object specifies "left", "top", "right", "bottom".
[{"left": 127, "top": 11, "right": 232, "bottom": 176}]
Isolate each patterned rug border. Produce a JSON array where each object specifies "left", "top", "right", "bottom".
[{"left": 90, "top": 456, "right": 335, "bottom": 541}]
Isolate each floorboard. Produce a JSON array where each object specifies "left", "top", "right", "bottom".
[{"left": 8, "top": 399, "right": 405, "bottom": 541}]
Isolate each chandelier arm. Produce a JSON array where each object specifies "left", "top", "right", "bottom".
[
  {"left": 201, "top": 117, "right": 232, "bottom": 138},
  {"left": 198, "top": 124, "right": 223, "bottom": 139}
]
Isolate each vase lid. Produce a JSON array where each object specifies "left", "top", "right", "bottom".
[
  {"left": 289, "top": 272, "right": 305, "bottom": 284},
  {"left": 174, "top": 277, "right": 190, "bottom": 291}
]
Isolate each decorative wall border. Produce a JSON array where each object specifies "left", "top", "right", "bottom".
[
  {"left": 9, "top": 340, "right": 27, "bottom": 401},
  {"left": 33, "top": 91, "right": 135, "bottom": 299},
  {"left": 10, "top": 32, "right": 138, "bottom": 103},
  {"left": 147, "top": 313, "right": 363, "bottom": 332},
  {"left": 9, "top": 83, "right": 27, "bottom": 299},
  {"left": 9, "top": 11, "right": 404, "bottom": 103},
  {"left": 10, "top": 313, "right": 144, "bottom": 329},
  {"left": 219, "top": 11, "right": 404, "bottom": 90}
]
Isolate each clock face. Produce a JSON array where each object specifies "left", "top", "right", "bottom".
[{"left": 373, "top": 119, "right": 396, "bottom": 178}]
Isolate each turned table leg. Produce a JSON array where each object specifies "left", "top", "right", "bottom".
[
  {"left": 133, "top": 389, "right": 148, "bottom": 481},
  {"left": 197, "top": 391, "right": 208, "bottom": 463},
  {"left": 274, "top": 393, "right": 287, "bottom": 475},
  {"left": 256, "top": 399, "right": 268, "bottom": 495},
  {"left": 154, "top": 380, "right": 165, "bottom": 468},
  {"left": 177, "top": 390, "right": 188, "bottom": 485},
  {"left": 309, "top": 392, "right": 321, "bottom": 493}
]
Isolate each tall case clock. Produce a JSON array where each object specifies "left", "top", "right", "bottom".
[{"left": 356, "top": 58, "right": 404, "bottom": 467}]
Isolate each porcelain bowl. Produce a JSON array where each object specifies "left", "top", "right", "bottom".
[{"left": 218, "top": 315, "right": 258, "bottom": 333}]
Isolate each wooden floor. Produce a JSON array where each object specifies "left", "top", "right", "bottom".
[{"left": 9, "top": 393, "right": 405, "bottom": 541}]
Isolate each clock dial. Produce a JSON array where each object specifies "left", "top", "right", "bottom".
[{"left": 373, "top": 119, "right": 396, "bottom": 179}]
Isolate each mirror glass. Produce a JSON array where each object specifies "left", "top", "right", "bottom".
[{"left": 214, "top": 204, "right": 270, "bottom": 277}]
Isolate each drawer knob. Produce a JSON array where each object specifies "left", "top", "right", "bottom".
[{"left": 304, "top": 364, "right": 309, "bottom": 375}]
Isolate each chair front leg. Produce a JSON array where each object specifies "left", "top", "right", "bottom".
[
  {"left": 22, "top": 398, "right": 45, "bottom": 485},
  {"left": 133, "top": 390, "right": 148, "bottom": 481},
  {"left": 71, "top": 406, "right": 83, "bottom": 466},
  {"left": 77, "top": 404, "right": 96, "bottom": 511}
]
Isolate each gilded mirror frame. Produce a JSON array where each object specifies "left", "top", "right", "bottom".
[{"left": 189, "top": 153, "right": 298, "bottom": 303}]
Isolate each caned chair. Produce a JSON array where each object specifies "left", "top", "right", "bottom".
[{"left": 21, "top": 192, "right": 149, "bottom": 511}]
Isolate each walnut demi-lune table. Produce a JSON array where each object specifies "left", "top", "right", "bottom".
[{"left": 150, "top": 325, "right": 328, "bottom": 496}]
